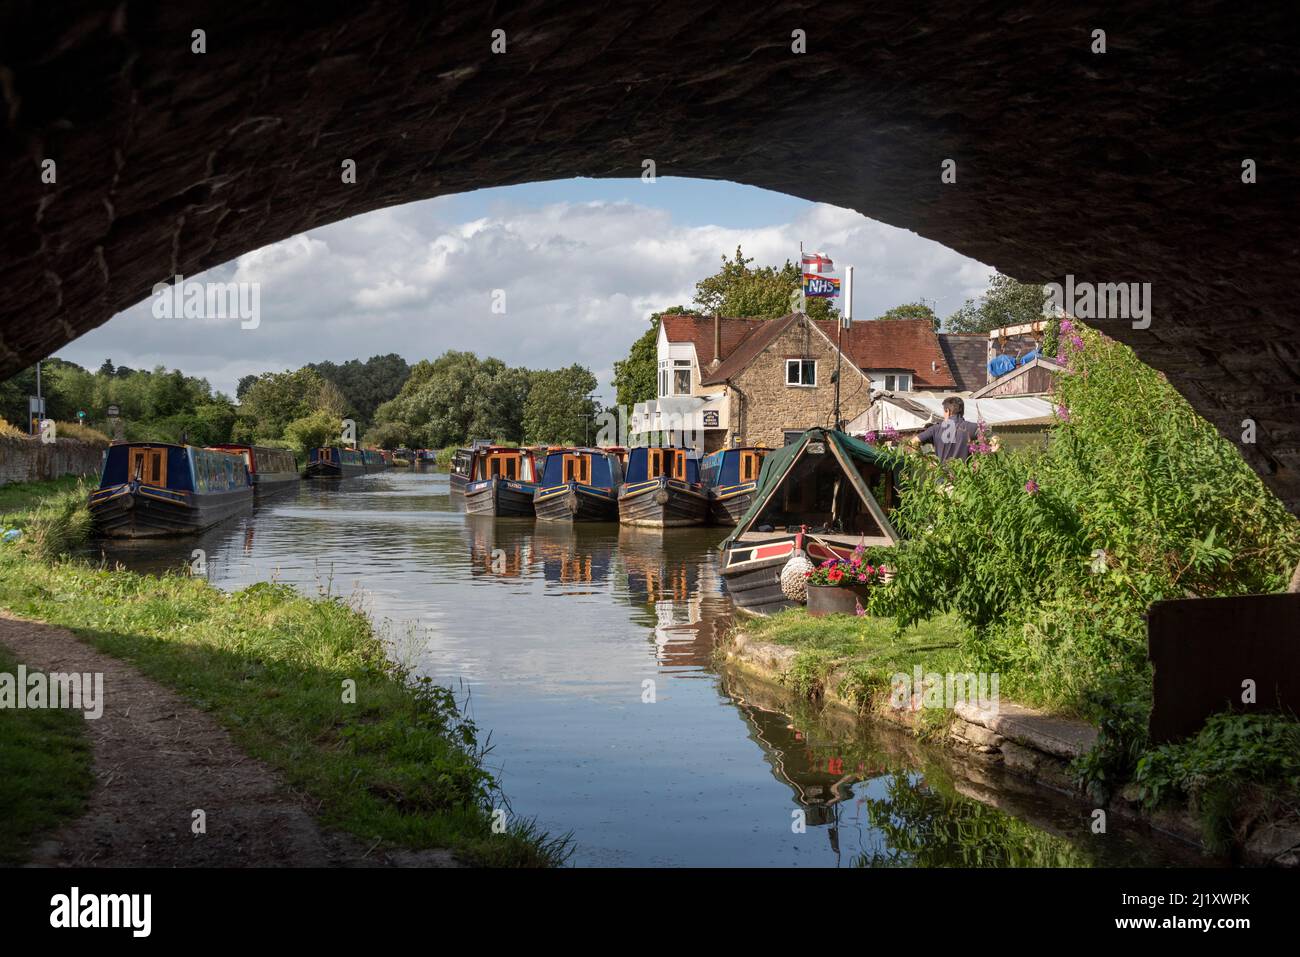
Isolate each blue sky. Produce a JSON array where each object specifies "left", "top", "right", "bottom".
[{"left": 56, "top": 178, "right": 996, "bottom": 403}]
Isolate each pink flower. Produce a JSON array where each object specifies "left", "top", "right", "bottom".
[
  {"left": 864, "top": 431, "right": 878, "bottom": 444},
  {"left": 883, "top": 426, "right": 899, "bottom": 442},
  {"left": 1059, "top": 319, "right": 1074, "bottom": 334},
  {"left": 1056, "top": 405, "right": 1071, "bottom": 422},
  {"left": 1069, "top": 335, "right": 1084, "bottom": 350},
  {"left": 1025, "top": 478, "right": 1039, "bottom": 495}
]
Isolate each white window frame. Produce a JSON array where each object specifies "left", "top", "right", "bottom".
[
  {"left": 672, "top": 359, "right": 692, "bottom": 396},
  {"left": 785, "top": 358, "right": 816, "bottom": 387}
]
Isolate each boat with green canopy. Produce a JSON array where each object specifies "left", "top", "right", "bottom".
[{"left": 718, "top": 428, "right": 899, "bottom": 616}]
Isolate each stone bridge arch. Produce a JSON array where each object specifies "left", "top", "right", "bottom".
[{"left": 2, "top": 3, "right": 1297, "bottom": 509}]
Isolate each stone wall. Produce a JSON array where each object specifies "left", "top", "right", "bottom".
[
  {"left": 0, "top": 435, "right": 105, "bottom": 487},
  {"left": 730, "top": 316, "right": 872, "bottom": 447}
]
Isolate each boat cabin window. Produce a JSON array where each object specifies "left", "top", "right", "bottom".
[
  {"left": 753, "top": 447, "right": 889, "bottom": 537},
  {"left": 129, "top": 447, "right": 167, "bottom": 486},
  {"left": 739, "top": 450, "right": 761, "bottom": 482},
  {"left": 562, "top": 454, "right": 591, "bottom": 484}
]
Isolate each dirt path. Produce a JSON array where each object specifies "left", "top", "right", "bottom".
[{"left": 0, "top": 611, "right": 455, "bottom": 867}]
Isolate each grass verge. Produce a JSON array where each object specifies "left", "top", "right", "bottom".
[
  {"left": 0, "top": 644, "right": 94, "bottom": 865},
  {"left": 0, "top": 478, "right": 569, "bottom": 866}
]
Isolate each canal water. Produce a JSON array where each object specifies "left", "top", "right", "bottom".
[{"left": 89, "top": 469, "right": 1206, "bottom": 867}]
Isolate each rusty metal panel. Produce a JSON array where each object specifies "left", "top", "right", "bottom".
[{"left": 1148, "top": 593, "right": 1300, "bottom": 743}]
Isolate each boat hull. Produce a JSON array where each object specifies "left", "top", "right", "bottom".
[
  {"left": 720, "top": 535, "right": 856, "bottom": 616},
  {"left": 303, "top": 461, "right": 364, "bottom": 479},
  {"left": 450, "top": 472, "right": 469, "bottom": 494},
  {"left": 709, "top": 485, "right": 756, "bottom": 527},
  {"left": 534, "top": 484, "right": 618, "bottom": 522},
  {"left": 618, "top": 478, "right": 709, "bottom": 528},
  {"left": 250, "top": 471, "right": 300, "bottom": 497},
  {"left": 464, "top": 478, "right": 537, "bottom": 517},
  {"left": 89, "top": 484, "right": 254, "bottom": 539}
]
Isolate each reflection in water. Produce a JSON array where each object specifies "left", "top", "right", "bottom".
[{"left": 84, "top": 470, "right": 1206, "bottom": 867}]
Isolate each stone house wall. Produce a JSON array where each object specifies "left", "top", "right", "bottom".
[{"left": 729, "top": 316, "right": 872, "bottom": 446}]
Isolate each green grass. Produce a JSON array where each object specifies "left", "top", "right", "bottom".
[
  {"left": 0, "top": 644, "right": 95, "bottom": 865},
  {"left": 0, "top": 479, "right": 569, "bottom": 866},
  {"left": 740, "top": 609, "right": 968, "bottom": 715}
]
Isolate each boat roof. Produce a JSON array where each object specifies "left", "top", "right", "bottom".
[{"left": 720, "top": 427, "right": 899, "bottom": 549}]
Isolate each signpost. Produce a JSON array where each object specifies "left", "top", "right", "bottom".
[{"left": 28, "top": 395, "right": 44, "bottom": 435}]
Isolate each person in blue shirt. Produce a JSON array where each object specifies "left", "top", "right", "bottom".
[{"left": 911, "top": 396, "right": 980, "bottom": 463}]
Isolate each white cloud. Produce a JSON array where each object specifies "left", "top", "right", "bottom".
[{"left": 55, "top": 184, "right": 995, "bottom": 402}]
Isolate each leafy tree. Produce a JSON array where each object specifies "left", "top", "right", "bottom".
[
  {"left": 523, "top": 365, "right": 599, "bottom": 445},
  {"left": 233, "top": 367, "right": 331, "bottom": 442},
  {"left": 363, "top": 419, "right": 417, "bottom": 450},
  {"left": 97, "top": 359, "right": 116, "bottom": 377},
  {"left": 309, "top": 354, "right": 411, "bottom": 430},
  {"left": 693, "top": 246, "right": 839, "bottom": 322},
  {"left": 945, "top": 273, "right": 1046, "bottom": 334},
  {"left": 372, "top": 351, "right": 528, "bottom": 447},
  {"left": 876, "top": 302, "right": 939, "bottom": 331},
  {"left": 235, "top": 374, "right": 259, "bottom": 400},
  {"left": 283, "top": 409, "right": 342, "bottom": 455}
]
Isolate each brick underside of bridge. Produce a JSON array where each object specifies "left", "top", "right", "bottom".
[{"left": 1, "top": 3, "right": 1297, "bottom": 510}]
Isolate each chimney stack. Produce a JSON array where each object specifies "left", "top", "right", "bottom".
[{"left": 712, "top": 313, "right": 722, "bottom": 369}]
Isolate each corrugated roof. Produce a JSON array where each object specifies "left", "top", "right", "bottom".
[{"left": 876, "top": 390, "right": 1056, "bottom": 425}]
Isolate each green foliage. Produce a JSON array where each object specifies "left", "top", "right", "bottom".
[
  {"left": 945, "top": 273, "right": 1045, "bottom": 333},
  {"left": 876, "top": 302, "right": 939, "bottom": 331},
  {"left": 283, "top": 409, "right": 342, "bottom": 456},
  {"left": 371, "top": 351, "right": 532, "bottom": 447},
  {"left": 870, "top": 325, "right": 1300, "bottom": 713},
  {"left": 523, "top": 365, "right": 598, "bottom": 445},
  {"left": 233, "top": 367, "right": 332, "bottom": 443},
  {"left": 1132, "top": 713, "right": 1300, "bottom": 852},
  {"left": 694, "top": 246, "right": 838, "bottom": 322},
  {"left": 612, "top": 313, "right": 667, "bottom": 409},
  {"left": 0, "top": 644, "right": 93, "bottom": 864},
  {"left": 308, "top": 354, "right": 411, "bottom": 431},
  {"left": 10, "top": 479, "right": 93, "bottom": 561}
]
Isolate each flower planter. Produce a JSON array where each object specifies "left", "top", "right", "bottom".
[{"left": 806, "top": 582, "right": 871, "bottom": 617}]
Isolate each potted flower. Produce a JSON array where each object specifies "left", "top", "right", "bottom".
[{"left": 803, "top": 545, "right": 887, "bottom": 617}]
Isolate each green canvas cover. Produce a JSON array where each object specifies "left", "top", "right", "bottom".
[{"left": 719, "top": 427, "right": 896, "bottom": 548}]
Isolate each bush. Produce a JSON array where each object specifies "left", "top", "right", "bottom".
[{"left": 869, "top": 324, "right": 1300, "bottom": 714}]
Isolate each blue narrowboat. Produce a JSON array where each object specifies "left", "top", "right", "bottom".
[
  {"left": 617, "top": 446, "right": 709, "bottom": 527},
  {"left": 533, "top": 447, "right": 624, "bottom": 522},
  {"left": 88, "top": 443, "right": 253, "bottom": 538},
  {"left": 305, "top": 446, "right": 364, "bottom": 478},
  {"left": 361, "top": 448, "right": 388, "bottom": 472},
  {"left": 700, "top": 446, "right": 769, "bottom": 527},
  {"left": 207, "top": 443, "right": 300, "bottom": 497},
  {"left": 463, "top": 446, "right": 542, "bottom": 517}
]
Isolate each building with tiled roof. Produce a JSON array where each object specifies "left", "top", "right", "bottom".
[{"left": 632, "top": 310, "right": 964, "bottom": 451}]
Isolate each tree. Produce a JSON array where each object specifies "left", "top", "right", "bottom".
[
  {"left": 523, "top": 365, "right": 599, "bottom": 445},
  {"left": 234, "top": 367, "right": 331, "bottom": 442},
  {"left": 876, "top": 302, "right": 939, "bottom": 331},
  {"left": 283, "top": 409, "right": 341, "bottom": 455},
  {"left": 97, "top": 359, "right": 116, "bottom": 377},
  {"left": 309, "top": 354, "right": 411, "bottom": 430},
  {"left": 372, "top": 351, "right": 529, "bottom": 448},
  {"left": 693, "top": 246, "right": 839, "bottom": 322},
  {"left": 945, "top": 273, "right": 1046, "bottom": 334},
  {"left": 235, "top": 374, "right": 258, "bottom": 401}
]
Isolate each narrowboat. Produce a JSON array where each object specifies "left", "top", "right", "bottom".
[
  {"left": 207, "top": 444, "right": 299, "bottom": 497},
  {"left": 463, "top": 446, "right": 542, "bottom": 517},
  {"left": 617, "top": 446, "right": 709, "bottom": 527},
  {"left": 533, "top": 447, "right": 623, "bottom": 522},
  {"left": 449, "top": 448, "right": 473, "bottom": 493},
  {"left": 700, "top": 446, "right": 769, "bottom": 526},
  {"left": 361, "top": 448, "right": 388, "bottom": 472},
  {"left": 304, "top": 446, "right": 365, "bottom": 478},
  {"left": 719, "top": 428, "right": 899, "bottom": 616},
  {"left": 88, "top": 443, "right": 253, "bottom": 538}
]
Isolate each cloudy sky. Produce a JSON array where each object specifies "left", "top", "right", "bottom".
[{"left": 55, "top": 177, "right": 996, "bottom": 403}]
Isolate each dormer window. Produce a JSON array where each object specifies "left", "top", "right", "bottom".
[{"left": 673, "top": 360, "right": 692, "bottom": 395}]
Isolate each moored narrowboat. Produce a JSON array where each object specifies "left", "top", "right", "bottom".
[
  {"left": 207, "top": 443, "right": 299, "bottom": 497},
  {"left": 361, "top": 448, "right": 388, "bottom": 472},
  {"left": 449, "top": 448, "right": 473, "bottom": 493},
  {"left": 89, "top": 443, "right": 253, "bottom": 538},
  {"left": 719, "top": 428, "right": 899, "bottom": 616},
  {"left": 463, "top": 446, "right": 542, "bottom": 517},
  {"left": 305, "top": 446, "right": 365, "bottom": 478},
  {"left": 533, "top": 447, "right": 623, "bottom": 522},
  {"left": 700, "top": 446, "right": 769, "bottom": 526},
  {"left": 617, "top": 446, "right": 709, "bottom": 527}
]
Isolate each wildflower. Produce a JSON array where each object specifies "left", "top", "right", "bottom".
[
  {"left": 864, "top": 431, "right": 878, "bottom": 444},
  {"left": 1059, "top": 318, "right": 1074, "bottom": 334},
  {"left": 883, "top": 425, "right": 899, "bottom": 442},
  {"left": 1056, "top": 405, "right": 1070, "bottom": 422},
  {"left": 1069, "top": 334, "right": 1084, "bottom": 350},
  {"left": 1025, "top": 478, "right": 1039, "bottom": 495}
]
